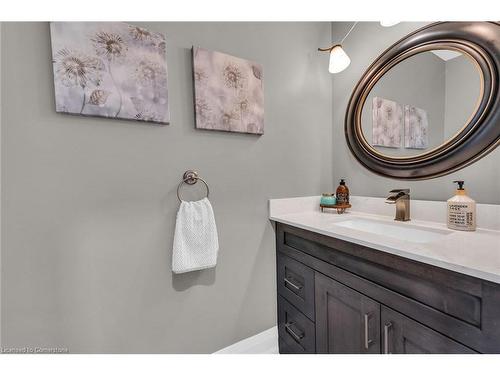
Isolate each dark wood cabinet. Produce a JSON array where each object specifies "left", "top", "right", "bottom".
[
  {"left": 277, "top": 252, "right": 315, "bottom": 320},
  {"left": 278, "top": 296, "right": 316, "bottom": 353},
  {"left": 274, "top": 222, "right": 499, "bottom": 354},
  {"left": 315, "top": 272, "right": 380, "bottom": 353},
  {"left": 381, "top": 306, "right": 475, "bottom": 353}
]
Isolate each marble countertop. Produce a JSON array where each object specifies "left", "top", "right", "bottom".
[{"left": 269, "top": 196, "right": 500, "bottom": 284}]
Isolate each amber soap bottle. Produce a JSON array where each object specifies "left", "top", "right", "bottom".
[{"left": 336, "top": 179, "right": 350, "bottom": 205}]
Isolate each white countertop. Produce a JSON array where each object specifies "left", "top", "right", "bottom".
[{"left": 269, "top": 196, "right": 500, "bottom": 284}]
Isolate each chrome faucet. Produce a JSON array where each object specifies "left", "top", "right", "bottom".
[{"left": 386, "top": 189, "right": 410, "bottom": 221}]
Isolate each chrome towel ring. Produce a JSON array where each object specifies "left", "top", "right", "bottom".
[{"left": 177, "top": 170, "right": 210, "bottom": 202}]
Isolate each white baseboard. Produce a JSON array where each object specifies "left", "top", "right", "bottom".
[{"left": 214, "top": 326, "right": 278, "bottom": 354}]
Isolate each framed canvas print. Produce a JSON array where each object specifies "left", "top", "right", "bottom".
[
  {"left": 404, "top": 105, "right": 429, "bottom": 149},
  {"left": 193, "top": 47, "right": 264, "bottom": 135},
  {"left": 372, "top": 97, "right": 402, "bottom": 148},
  {"left": 50, "top": 22, "right": 170, "bottom": 125}
]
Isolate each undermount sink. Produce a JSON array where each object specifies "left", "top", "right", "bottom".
[{"left": 332, "top": 218, "right": 452, "bottom": 244}]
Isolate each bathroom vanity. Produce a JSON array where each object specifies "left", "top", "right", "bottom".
[
  {"left": 271, "top": 196, "right": 500, "bottom": 354},
  {"left": 269, "top": 21, "right": 500, "bottom": 355}
]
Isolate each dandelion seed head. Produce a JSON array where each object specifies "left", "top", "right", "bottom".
[
  {"left": 92, "top": 31, "right": 127, "bottom": 61},
  {"left": 222, "top": 63, "right": 245, "bottom": 89},
  {"left": 54, "top": 48, "right": 104, "bottom": 88}
]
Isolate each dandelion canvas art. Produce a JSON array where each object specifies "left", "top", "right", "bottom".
[
  {"left": 372, "top": 97, "right": 402, "bottom": 148},
  {"left": 50, "top": 22, "right": 169, "bottom": 125},
  {"left": 404, "top": 105, "right": 429, "bottom": 149},
  {"left": 193, "top": 47, "right": 264, "bottom": 134}
]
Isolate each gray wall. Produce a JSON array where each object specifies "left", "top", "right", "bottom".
[
  {"left": 332, "top": 22, "right": 500, "bottom": 204},
  {"left": 1, "top": 22, "right": 333, "bottom": 353},
  {"left": 444, "top": 55, "right": 481, "bottom": 139},
  {"left": 361, "top": 51, "right": 446, "bottom": 156},
  {"left": 0, "top": 22, "right": 2, "bottom": 348}
]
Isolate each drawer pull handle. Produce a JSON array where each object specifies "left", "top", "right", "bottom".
[
  {"left": 285, "top": 322, "right": 305, "bottom": 341},
  {"left": 284, "top": 277, "right": 303, "bottom": 291},
  {"left": 383, "top": 322, "right": 393, "bottom": 354},
  {"left": 364, "top": 313, "right": 373, "bottom": 350}
]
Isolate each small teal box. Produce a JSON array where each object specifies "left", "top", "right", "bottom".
[{"left": 320, "top": 194, "right": 337, "bottom": 206}]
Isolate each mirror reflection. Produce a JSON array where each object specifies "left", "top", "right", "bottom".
[{"left": 361, "top": 49, "right": 481, "bottom": 157}]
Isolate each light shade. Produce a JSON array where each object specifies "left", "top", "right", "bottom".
[
  {"left": 380, "top": 21, "right": 400, "bottom": 27},
  {"left": 329, "top": 45, "right": 351, "bottom": 74}
]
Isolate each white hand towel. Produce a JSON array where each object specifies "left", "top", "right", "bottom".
[{"left": 172, "top": 198, "right": 219, "bottom": 274}]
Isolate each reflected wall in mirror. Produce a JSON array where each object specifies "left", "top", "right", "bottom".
[{"left": 360, "top": 49, "right": 481, "bottom": 157}]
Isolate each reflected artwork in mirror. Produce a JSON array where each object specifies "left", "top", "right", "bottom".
[
  {"left": 372, "top": 97, "right": 402, "bottom": 148},
  {"left": 404, "top": 105, "right": 429, "bottom": 150},
  {"left": 360, "top": 49, "right": 481, "bottom": 158}
]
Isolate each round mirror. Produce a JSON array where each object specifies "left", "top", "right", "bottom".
[
  {"left": 360, "top": 49, "right": 482, "bottom": 158},
  {"left": 345, "top": 22, "right": 500, "bottom": 180}
]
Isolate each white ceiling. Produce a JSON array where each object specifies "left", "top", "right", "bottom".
[{"left": 431, "top": 50, "right": 462, "bottom": 61}]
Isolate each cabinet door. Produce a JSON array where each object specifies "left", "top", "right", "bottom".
[
  {"left": 315, "top": 272, "right": 381, "bottom": 353},
  {"left": 381, "top": 306, "right": 476, "bottom": 354}
]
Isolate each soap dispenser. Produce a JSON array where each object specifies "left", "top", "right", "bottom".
[
  {"left": 447, "top": 180, "right": 476, "bottom": 231},
  {"left": 336, "top": 179, "right": 350, "bottom": 205}
]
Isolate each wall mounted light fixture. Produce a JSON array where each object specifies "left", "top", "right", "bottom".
[
  {"left": 318, "top": 22, "right": 357, "bottom": 74},
  {"left": 380, "top": 21, "right": 400, "bottom": 27}
]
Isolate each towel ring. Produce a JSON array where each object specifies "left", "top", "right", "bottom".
[{"left": 177, "top": 170, "right": 210, "bottom": 202}]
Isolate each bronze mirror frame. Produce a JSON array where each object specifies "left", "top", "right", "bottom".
[{"left": 345, "top": 22, "right": 500, "bottom": 180}]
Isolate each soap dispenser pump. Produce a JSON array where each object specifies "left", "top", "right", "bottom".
[{"left": 447, "top": 180, "right": 476, "bottom": 231}]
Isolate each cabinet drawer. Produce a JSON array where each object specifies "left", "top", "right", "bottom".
[
  {"left": 277, "top": 252, "right": 315, "bottom": 320},
  {"left": 381, "top": 306, "right": 477, "bottom": 354},
  {"left": 278, "top": 296, "right": 315, "bottom": 353}
]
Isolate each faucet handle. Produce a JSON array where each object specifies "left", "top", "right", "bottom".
[
  {"left": 389, "top": 189, "right": 410, "bottom": 194},
  {"left": 386, "top": 189, "right": 410, "bottom": 203}
]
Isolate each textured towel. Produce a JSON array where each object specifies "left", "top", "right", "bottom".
[{"left": 172, "top": 198, "right": 219, "bottom": 274}]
